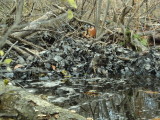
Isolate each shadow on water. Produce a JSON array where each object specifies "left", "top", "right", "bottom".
[
  {"left": 15, "top": 76, "right": 160, "bottom": 120},
  {"left": 72, "top": 88, "right": 160, "bottom": 120}
]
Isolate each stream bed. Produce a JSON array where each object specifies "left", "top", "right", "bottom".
[
  {"left": 14, "top": 76, "right": 160, "bottom": 120},
  {"left": 1, "top": 36, "right": 160, "bottom": 120}
]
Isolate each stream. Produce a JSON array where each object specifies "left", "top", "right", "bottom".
[{"left": 14, "top": 76, "right": 160, "bottom": 120}]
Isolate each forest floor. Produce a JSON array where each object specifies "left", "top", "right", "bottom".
[{"left": 0, "top": 1, "right": 160, "bottom": 119}]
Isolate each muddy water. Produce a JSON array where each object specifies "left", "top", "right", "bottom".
[{"left": 15, "top": 77, "right": 160, "bottom": 120}]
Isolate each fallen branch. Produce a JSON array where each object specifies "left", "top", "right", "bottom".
[
  {"left": 9, "top": 35, "right": 46, "bottom": 51},
  {"left": 11, "top": 11, "right": 68, "bottom": 38},
  {"left": 6, "top": 40, "right": 31, "bottom": 57},
  {"left": 0, "top": 41, "right": 18, "bottom": 63},
  {"left": 0, "top": 81, "right": 86, "bottom": 120}
]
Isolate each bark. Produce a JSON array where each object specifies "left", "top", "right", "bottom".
[{"left": 0, "top": 81, "right": 86, "bottom": 120}]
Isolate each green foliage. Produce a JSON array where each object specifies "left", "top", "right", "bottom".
[
  {"left": 119, "top": 41, "right": 125, "bottom": 46},
  {"left": 140, "top": 38, "right": 148, "bottom": 46},
  {"left": 125, "top": 29, "right": 131, "bottom": 36},
  {"left": 0, "top": 50, "right": 4, "bottom": 56},
  {"left": 133, "top": 34, "right": 148, "bottom": 46},
  {"left": 3, "top": 79, "right": 10, "bottom": 86},
  {"left": 67, "top": 0, "right": 77, "bottom": 8},
  {"left": 0, "top": 50, "right": 13, "bottom": 72},
  {"left": 61, "top": 70, "right": 71, "bottom": 78},
  {"left": 123, "top": 28, "right": 132, "bottom": 46},
  {"left": 61, "top": 0, "right": 77, "bottom": 8},
  {"left": 61, "top": 0, "right": 77, "bottom": 20},
  {"left": 3, "top": 58, "right": 12, "bottom": 64},
  {"left": 67, "top": 10, "right": 74, "bottom": 20}
]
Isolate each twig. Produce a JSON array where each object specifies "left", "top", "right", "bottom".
[
  {"left": 9, "top": 35, "right": 46, "bottom": 51},
  {"left": 87, "top": 0, "right": 96, "bottom": 20},
  {"left": 74, "top": 17, "right": 94, "bottom": 26},
  {"left": 52, "top": 4, "right": 66, "bottom": 12},
  {"left": 53, "top": 4, "right": 94, "bottom": 26},
  {"left": 126, "top": 0, "right": 146, "bottom": 27},
  {"left": 89, "top": 102, "right": 95, "bottom": 119},
  {"left": 6, "top": 40, "right": 30, "bottom": 57},
  {"left": 0, "top": 41, "right": 18, "bottom": 63}
]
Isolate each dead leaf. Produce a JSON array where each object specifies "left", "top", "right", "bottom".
[
  {"left": 51, "top": 65, "right": 56, "bottom": 70},
  {"left": 53, "top": 113, "right": 59, "bottom": 119},
  {"left": 83, "top": 31, "right": 88, "bottom": 38},
  {"left": 70, "top": 110, "right": 76, "bottom": 113},
  {"left": 85, "top": 90, "right": 99, "bottom": 96},
  {"left": 88, "top": 27, "right": 96, "bottom": 38},
  {"left": 14, "top": 64, "right": 24, "bottom": 69}
]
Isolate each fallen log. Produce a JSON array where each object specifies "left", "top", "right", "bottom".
[{"left": 0, "top": 81, "right": 86, "bottom": 120}]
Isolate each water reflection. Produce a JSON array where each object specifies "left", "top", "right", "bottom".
[
  {"left": 72, "top": 88, "right": 160, "bottom": 120},
  {"left": 15, "top": 77, "right": 160, "bottom": 120}
]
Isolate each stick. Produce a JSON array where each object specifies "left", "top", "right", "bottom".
[{"left": 0, "top": 41, "right": 18, "bottom": 63}]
